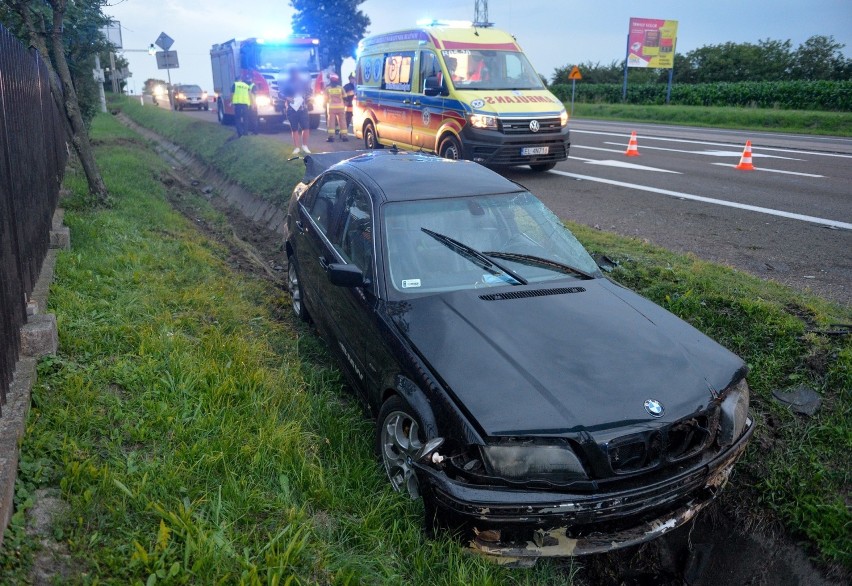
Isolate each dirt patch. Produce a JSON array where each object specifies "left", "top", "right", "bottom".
[{"left": 26, "top": 489, "right": 82, "bottom": 584}]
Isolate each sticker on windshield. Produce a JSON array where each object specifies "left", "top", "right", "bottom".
[
  {"left": 482, "top": 274, "right": 509, "bottom": 284},
  {"left": 401, "top": 279, "right": 421, "bottom": 289},
  {"left": 442, "top": 50, "right": 471, "bottom": 56}
]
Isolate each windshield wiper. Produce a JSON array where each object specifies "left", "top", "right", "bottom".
[
  {"left": 483, "top": 251, "right": 596, "bottom": 280},
  {"left": 420, "top": 228, "right": 528, "bottom": 285}
]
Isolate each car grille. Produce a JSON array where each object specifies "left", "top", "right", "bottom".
[
  {"left": 479, "top": 287, "right": 585, "bottom": 301},
  {"left": 607, "top": 408, "right": 719, "bottom": 475},
  {"left": 472, "top": 140, "right": 568, "bottom": 165},
  {"left": 499, "top": 116, "right": 562, "bottom": 135}
]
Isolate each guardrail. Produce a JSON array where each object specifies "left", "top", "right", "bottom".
[{"left": 0, "top": 24, "right": 68, "bottom": 413}]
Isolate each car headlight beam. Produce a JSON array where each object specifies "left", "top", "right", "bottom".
[
  {"left": 719, "top": 378, "right": 750, "bottom": 446},
  {"left": 469, "top": 113, "right": 498, "bottom": 129},
  {"left": 255, "top": 95, "right": 272, "bottom": 108},
  {"left": 480, "top": 442, "right": 587, "bottom": 482}
]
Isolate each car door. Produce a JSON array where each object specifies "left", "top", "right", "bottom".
[
  {"left": 413, "top": 51, "right": 445, "bottom": 151},
  {"left": 294, "top": 172, "right": 349, "bottom": 332},
  {"left": 376, "top": 51, "right": 414, "bottom": 147},
  {"left": 323, "top": 182, "right": 382, "bottom": 397}
]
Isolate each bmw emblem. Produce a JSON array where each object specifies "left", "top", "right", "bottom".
[
  {"left": 644, "top": 399, "right": 664, "bottom": 417},
  {"left": 529, "top": 119, "right": 540, "bottom": 133}
]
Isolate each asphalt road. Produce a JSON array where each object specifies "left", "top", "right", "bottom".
[{"left": 151, "top": 97, "right": 852, "bottom": 304}]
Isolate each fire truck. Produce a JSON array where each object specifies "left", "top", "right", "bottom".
[{"left": 210, "top": 36, "right": 325, "bottom": 130}]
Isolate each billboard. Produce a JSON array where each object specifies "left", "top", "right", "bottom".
[{"left": 627, "top": 18, "right": 678, "bottom": 68}]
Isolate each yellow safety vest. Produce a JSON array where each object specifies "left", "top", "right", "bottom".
[
  {"left": 326, "top": 86, "right": 345, "bottom": 109},
  {"left": 233, "top": 81, "right": 252, "bottom": 105}
]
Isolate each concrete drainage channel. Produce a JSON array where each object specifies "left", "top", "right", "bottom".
[{"left": 114, "top": 115, "right": 843, "bottom": 586}]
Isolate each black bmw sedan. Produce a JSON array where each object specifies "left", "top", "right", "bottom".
[{"left": 283, "top": 150, "right": 753, "bottom": 564}]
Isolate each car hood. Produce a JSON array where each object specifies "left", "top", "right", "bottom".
[
  {"left": 456, "top": 89, "right": 564, "bottom": 115},
  {"left": 391, "top": 279, "right": 745, "bottom": 438}
]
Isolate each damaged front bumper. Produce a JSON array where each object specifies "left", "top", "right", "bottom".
[{"left": 415, "top": 420, "right": 754, "bottom": 564}]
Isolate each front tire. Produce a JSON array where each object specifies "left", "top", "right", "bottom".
[
  {"left": 363, "top": 121, "right": 383, "bottom": 150},
  {"left": 287, "top": 256, "right": 310, "bottom": 322},
  {"left": 376, "top": 396, "right": 425, "bottom": 499},
  {"left": 309, "top": 114, "right": 321, "bottom": 130},
  {"left": 530, "top": 162, "right": 557, "bottom": 172},
  {"left": 438, "top": 135, "right": 462, "bottom": 160}
]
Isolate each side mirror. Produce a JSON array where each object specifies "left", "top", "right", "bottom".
[
  {"left": 326, "top": 263, "right": 364, "bottom": 287},
  {"left": 424, "top": 75, "right": 441, "bottom": 97}
]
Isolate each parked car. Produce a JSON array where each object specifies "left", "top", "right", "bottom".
[
  {"left": 174, "top": 84, "right": 209, "bottom": 111},
  {"left": 283, "top": 151, "right": 753, "bottom": 565}
]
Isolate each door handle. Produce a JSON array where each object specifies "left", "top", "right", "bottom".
[
  {"left": 412, "top": 101, "right": 421, "bottom": 106},
  {"left": 319, "top": 256, "right": 330, "bottom": 271},
  {"left": 402, "top": 99, "right": 411, "bottom": 104}
]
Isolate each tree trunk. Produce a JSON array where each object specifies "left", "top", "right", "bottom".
[{"left": 47, "top": 1, "right": 109, "bottom": 205}]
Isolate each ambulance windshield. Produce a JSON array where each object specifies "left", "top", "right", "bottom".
[{"left": 442, "top": 50, "right": 544, "bottom": 90}]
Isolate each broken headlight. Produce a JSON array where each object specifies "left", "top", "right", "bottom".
[
  {"left": 718, "top": 378, "right": 750, "bottom": 446},
  {"left": 480, "top": 442, "right": 588, "bottom": 483}
]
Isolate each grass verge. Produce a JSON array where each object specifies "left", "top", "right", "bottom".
[
  {"left": 0, "top": 114, "right": 572, "bottom": 584},
  {"left": 117, "top": 97, "right": 303, "bottom": 206},
  {"left": 112, "top": 101, "right": 852, "bottom": 570},
  {"left": 569, "top": 103, "right": 852, "bottom": 136}
]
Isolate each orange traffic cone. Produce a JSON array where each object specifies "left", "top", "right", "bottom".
[
  {"left": 625, "top": 131, "right": 640, "bottom": 157},
  {"left": 735, "top": 140, "right": 755, "bottom": 170}
]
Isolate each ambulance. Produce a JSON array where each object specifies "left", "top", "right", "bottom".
[{"left": 353, "top": 21, "right": 569, "bottom": 172}]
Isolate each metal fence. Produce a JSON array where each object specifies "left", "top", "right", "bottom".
[{"left": 0, "top": 24, "right": 68, "bottom": 413}]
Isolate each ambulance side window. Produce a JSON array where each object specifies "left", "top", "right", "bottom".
[
  {"left": 419, "top": 52, "right": 441, "bottom": 94},
  {"left": 358, "top": 56, "right": 382, "bottom": 88},
  {"left": 382, "top": 52, "right": 414, "bottom": 92}
]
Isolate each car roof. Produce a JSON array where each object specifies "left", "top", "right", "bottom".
[{"left": 320, "top": 151, "right": 523, "bottom": 202}]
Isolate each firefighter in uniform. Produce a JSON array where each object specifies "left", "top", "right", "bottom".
[
  {"left": 231, "top": 73, "right": 255, "bottom": 137},
  {"left": 324, "top": 73, "right": 347, "bottom": 142},
  {"left": 343, "top": 72, "right": 356, "bottom": 131}
]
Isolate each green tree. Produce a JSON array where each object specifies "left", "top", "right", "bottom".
[
  {"left": 3, "top": 0, "right": 109, "bottom": 204},
  {"left": 793, "top": 35, "right": 850, "bottom": 81},
  {"left": 290, "top": 0, "right": 370, "bottom": 75}
]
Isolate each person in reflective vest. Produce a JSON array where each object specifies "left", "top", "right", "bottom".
[
  {"left": 324, "top": 73, "right": 347, "bottom": 142},
  {"left": 231, "top": 73, "right": 255, "bottom": 137},
  {"left": 343, "top": 72, "right": 356, "bottom": 131}
]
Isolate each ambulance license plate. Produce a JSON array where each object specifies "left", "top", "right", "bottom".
[{"left": 521, "top": 147, "right": 549, "bottom": 156}]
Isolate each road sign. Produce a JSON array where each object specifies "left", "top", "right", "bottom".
[
  {"left": 568, "top": 66, "right": 582, "bottom": 80},
  {"left": 155, "top": 50, "right": 179, "bottom": 70},
  {"left": 101, "top": 20, "right": 123, "bottom": 49},
  {"left": 155, "top": 32, "right": 174, "bottom": 51}
]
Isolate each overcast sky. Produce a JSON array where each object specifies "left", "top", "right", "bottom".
[{"left": 106, "top": 0, "right": 852, "bottom": 92}]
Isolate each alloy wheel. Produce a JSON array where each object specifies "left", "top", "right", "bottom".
[{"left": 380, "top": 410, "right": 424, "bottom": 499}]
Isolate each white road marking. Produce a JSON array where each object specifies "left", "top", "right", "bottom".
[
  {"left": 548, "top": 169, "right": 852, "bottom": 230},
  {"left": 573, "top": 145, "right": 630, "bottom": 154},
  {"left": 571, "top": 129, "right": 852, "bottom": 159},
  {"left": 601, "top": 142, "right": 803, "bottom": 160},
  {"left": 568, "top": 156, "right": 681, "bottom": 174},
  {"left": 710, "top": 163, "right": 825, "bottom": 178}
]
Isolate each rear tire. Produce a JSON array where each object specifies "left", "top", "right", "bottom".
[
  {"left": 309, "top": 114, "right": 321, "bottom": 130},
  {"left": 363, "top": 122, "right": 383, "bottom": 150},
  {"left": 438, "top": 135, "right": 462, "bottom": 160},
  {"left": 217, "top": 100, "right": 234, "bottom": 125},
  {"left": 287, "top": 255, "right": 310, "bottom": 322},
  {"left": 530, "top": 162, "right": 556, "bottom": 172}
]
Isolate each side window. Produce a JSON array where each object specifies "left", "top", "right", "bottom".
[
  {"left": 308, "top": 175, "right": 348, "bottom": 235},
  {"left": 382, "top": 52, "right": 413, "bottom": 91},
  {"left": 334, "top": 185, "right": 374, "bottom": 278},
  {"left": 358, "top": 56, "right": 382, "bottom": 88},
  {"left": 419, "top": 51, "right": 441, "bottom": 93}
]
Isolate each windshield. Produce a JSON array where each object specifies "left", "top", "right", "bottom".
[
  {"left": 442, "top": 50, "right": 544, "bottom": 90},
  {"left": 383, "top": 192, "right": 599, "bottom": 295},
  {"left": 256, "top": 46, "right": 319, "bottom": 73},
  {"left": 180, "top": 85, "right": 202, "bottom": 93}
]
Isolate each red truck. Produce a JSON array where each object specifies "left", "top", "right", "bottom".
[{"left": 210, "top": 36, "right": 325, "bottom": 130}]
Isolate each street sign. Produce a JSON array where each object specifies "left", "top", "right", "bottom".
[
  {"left": 101, "top": 20, "right": 123, "bottom": 49},
  {"left": 155, "top": 51, "right": 179, "bottom": 70},
  {"left": 568, "top": 66, "right": 582, "bottom": 80},
  {"left": 155, "top": 32, "right": 174, "bottom": 51}
]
